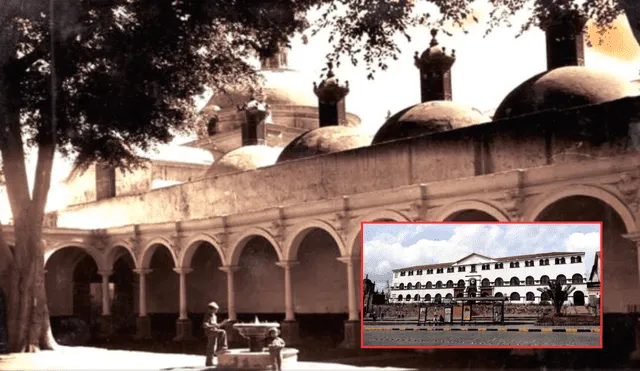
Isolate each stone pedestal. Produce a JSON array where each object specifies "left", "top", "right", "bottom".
[
  {"left": 280, "top": 320, "right": 300, "bottom": 346},
  {"left": 173, "top": 318, "right": 196, "bottom": 342},
  {"left": 340, "top": 320, "right": 361, "bottom": 349},
  {"left": 99, "top": 315, "right": 113, "bottom": 338},
  {"left": 135, "top": 316, "right": 152, "bottom": 340}
]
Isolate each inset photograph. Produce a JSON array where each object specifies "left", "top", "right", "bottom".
[{"left": 362, "top": 222, "right": 602, "bottom": 348}]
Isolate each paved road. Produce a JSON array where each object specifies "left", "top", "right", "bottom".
[{"left": 364, "top": 329, "right": 601, "bottom": 347}]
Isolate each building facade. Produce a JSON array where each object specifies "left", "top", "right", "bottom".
[{"left": 391, "top": 252, "right": 588, "bottom": 305}]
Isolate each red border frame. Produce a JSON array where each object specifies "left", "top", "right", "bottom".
[{"left": 359, "top": 221, "right": 604, "bottom": 350}]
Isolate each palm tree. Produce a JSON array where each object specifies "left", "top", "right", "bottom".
[{"left": 537, "top": 280, "right": 576, "bottom": 316}]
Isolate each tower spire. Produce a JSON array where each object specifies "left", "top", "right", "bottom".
[
  {"left": 414, "top": 29, "right": 456, "bottom": 102},
  {"left": 313, "top": 61, "right": 350, "bottom": 127}
]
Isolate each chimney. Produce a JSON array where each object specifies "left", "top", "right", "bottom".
[
  {"left": 313, "top": 62, "right": 350, "bottom": 127},
  {"left": 238, "top": 93, "right": 271, "bottom": 146},
  {"left": 414, "top": 29, "right": 456, "bottom": 103},
  {"left": 539, "top": 7, "right": 588, "bottom": 70}
]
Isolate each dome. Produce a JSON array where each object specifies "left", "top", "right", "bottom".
[
  {"left": 372, "top": 101, "right": 489, "bottom": 144},
  {"left": 494, "top": 66, "right": 640, "bottom": 120},
  {"left": 203, "top": 69, "right": 318, "bottom": 112},
  {"left": 202, "top": 145, "right": 283, "bottom": 178},
  {"left": 277, "top": 126, "right": 373, "bottom": 163}
]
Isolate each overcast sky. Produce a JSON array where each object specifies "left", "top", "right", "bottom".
[
  {"left": 363, "top": 223, "right": 601, "bottom": 291},
  {"left": 1, "top": 0, "right": 639, "bottom": 222}
]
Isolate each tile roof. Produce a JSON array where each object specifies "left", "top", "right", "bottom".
[{"left": 393, "top": 251, "right": 584, "bottom": 272}]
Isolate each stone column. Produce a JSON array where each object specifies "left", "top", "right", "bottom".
[
  {"left": 337, "top": 256, "right": 361, "bottom": 349},
  {"left": 98, "top": 270, "right": 113, "bottom": 338},
  {"left": 133, "top": 269, "right": 152, "bottom": 340},
  {"left": 219, "top": 266, "right": 240, "bottom": 321},
  {"left": 173, "top": 267, "right": 195, "bottom": 341},
  {"left": 276, "top": 261, "right": 300, "bottom": 345},
  {"left": 623, "top": 232, "right": 640, "bottom": 359}
]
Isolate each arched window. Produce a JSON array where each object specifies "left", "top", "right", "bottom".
[
  {"left": 555, "top": 258, "right": 560, "bottom": 264},
  {"left": 415, "top": 282, "right": 422, "bottom": 289},
  {"left": 446, "top": 280, "right": 454, "bottom": 288},
  {"left": 510, "top": 277, "right": 520, "bottom": 286},
  {"left": 425, "top": 294, "right": 431, "bottom": 302},
  {"left": 526, "top": 276, "right": 535, "bottom": 286},
  {"left": 397, "top": 296, "right": 403, "bottom": 302},
  {"left": 556, "top": 275, "right": 566, "bottom": 285},
  {"left": 540, "top": 275, "right": 549, "bottom": 285},
  {"left": 541, "top": 292, "right": 550, "bottom": 301},
  {"left": 481, "top": 278, "right": 490, "bottom": 287},
  {"left": 426, "top": 281, "right": 432, "bottom": 289},
  {"left": 436, "top": 281, "right": 443, "bottom": 288},
  {"left": 399, "top": 283, "right": 405, "bottom": 290},
  {"left": 494, "top": 278, "right": 504, "bottom": 287},
  {"left": 510, "top": 292, "right": 521, "bottom": 301},
  {"left": 495, "top": 292, "right": 503, "bottom": 298},
  {"left": 539, "top": 259, "right": 545, "bottom": 266},
  {"left": 571, "top": 257, "right": 576, "bottom": 263},
  {"left": 435, "top": 294, "right": 442, "bottom": 303},
  {"left": 414, "top": 294, "right": 420, "bottom": 301},
  {"left": 407, "top": 283, "right": 413, "bottom": 290},
  {"left": 560, "top": 257, "right": 566, "bottom": 264},
  {"left": 445, "top": 293, "right": 453, "bottom": 299},
  {"left": 526, "top": 292, "right": 535, "bottom": 301},
  {"left": 405, "top": 294, "right": 411, "bottom": 301},
  {"left": 572, "top": 274, "right": 583, "bottom": 284},
  {"left": 576, "top": 256, "right": 582, "bottom": 263},
  {"left": 457, "top": 279, "right": 465, "bottom": 288}
]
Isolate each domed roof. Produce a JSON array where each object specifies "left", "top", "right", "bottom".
[
  {"left": 277, "top": 126, "right": 373, "bottom": 163},
  {"left": 372, "top": 101, "right": 489, "bottom": 144},
  {"left": 202, "top": 145, "right": 283, "bottom": 178},
  {"left": 203, "top": 70, "right": 318, "bottom": 112},
  {"left": 494, "top": 66, "right": 640, "bottom": 120}
]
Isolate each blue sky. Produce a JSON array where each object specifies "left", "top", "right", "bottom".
[{"left": 363, "top": 223, "right": 601, "bottom": 291}]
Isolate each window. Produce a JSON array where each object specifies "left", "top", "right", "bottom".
[
  {"left": 426, "top": 281, "right": 433, "bottom": 289},
  {"left": 556, "top": 274, "right": 567, "bottom": 285},
  {"left": 397, "top": 296, "right": 403, "bottom": 302},
  {"left": 510, "top": 261, "right": 520, "bottom": 268},
  {"left": 494, "top": 263, "right": 504, "bottom": 269},
  {"left": 482, "top": 264, "right": 490, "bottom": 270},
  {"left": 445, "top": 293, "right": 453, "bottom": 299},
  {"left": 525, "top": 260, "right": 534, "bottom": 267},
  {"left": 510, "top": 292, "right": 521, "bottom": 301},
  {"left": 447, "top": 267, "right": 454, "bottom": 273},
  {"left": 495, "top": 292, "right": 503, "bottom": 298},
  {"left": 399, "top": 283, "right": 405, "bottom": 290},
  {"left": 526, "top": 276, "right": 535, "bottom": 286},
  {"left": 436, "top": 281, "right": 443, "bottom": 288},
  {"left": 539, "top": 259, "right": 549, "bottom": 266},
  {"left": 446, "top": 280, "right": 454, "bottom": 288},
  {"left": 560, "top": 257, "right": 566, "bottom": 264},
  {"left": 541, "top": 292, "right": 550, "bottom": 301},
  {"left": 407, "top": 283, "right": 413, "bottom": 290},
  {"left": 510, "top": 277, "right": 520, "bottom": 286},
  {"left": 427, "top": 269, "right": 433, "bottom": 274},
  {"left": 540, "top": 275, "right": 549, "bottom": 285},
  {"left": 576, "top": 256, "right": 582, "bottom": 263},
  {"left": 458, "top": 266, "right": 466, "bottom": 272},
  {"left": 425, "top": 294, "right": 431, "bottom": 302},
  {"left": 471, "top": 265, "right": 476, "bottom": 273},
  {"left": 417, "top": 269, "right": 423, "bottom": 275},
  {"left": 481, "top": 278, "right": 491, "bottom": 287},
  {"left": 571, "top": 257, "right": 576, "bottom": 264},
  {"left": 437, "top": 268, "right": 444, "bottom": 274},
  {"left": 415, "top": 282, "right": 422, "bottom": 289},
  {"left": 414, "top": 294, "right": 420, "bottom": 301},
  {"left": 457, "top": 279, "right": 465, "bottom": 288},
  {"left": 494, "top": 278, "right": 504, "bottom": 287},
  {"left": 572, "top": 274, "right": 583, "bottom": 284},
  {"left": 526, "top": 292, "right": 535, "bottom": 301},
  {"left": 435, "top": 294, "right": 442, "bottom": 303},
  {"left": 408, "top": 270, "right": 414, "bottom": 276},
  {"left": 400, "top": 271, "right": 406, "bottom": 276},
  {"left": 405, "top": 294, "right": 411, "bottom": 301}
]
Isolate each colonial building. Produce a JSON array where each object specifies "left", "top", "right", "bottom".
[
  {"left": 390, "top": 252, "right": 588, "bottom": 305},
  {"left": 1, "top": 7, "right": 639, "bottom": 355}
]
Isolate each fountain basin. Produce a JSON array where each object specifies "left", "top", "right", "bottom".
[
  {"left": 217, "top": 348, "right": 299, "bottom": 370},
  {"left": 233, "top": 321, "right": 280, "bottom": 353}
]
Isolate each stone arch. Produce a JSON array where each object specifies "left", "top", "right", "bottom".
[
  {"left": 348, "top": 209, "right": 411, "bottom": 257},
  {"left": 229, "top": 227, "right": 283, "bottom": 266},
  {"left": 434, "top": 200, "right": 510, "bottom": 222},
  {"left": 139, "top": 238, "right": 177, "bottom": 269},
  {"left": 179, "top": 233, "right": 226, "bottom": 268},
  {"left": 45, "top": 243, "right": 104, "bottom": 270},
  {"left": 105, "top": 241, "right": 137, "bottom": 269},
  {"left": 284, "top": 220, "right": 346, "bottom": 261},
  {"left": 523, "top": 185, "right": 636, "bottom": 232}
]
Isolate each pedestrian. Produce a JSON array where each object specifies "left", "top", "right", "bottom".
[
  {"left": 265, "top": 327, "right": 286, "bottom": 371},
  {"left": 203, "top": 302, "right": 229, "bottom": 367}
]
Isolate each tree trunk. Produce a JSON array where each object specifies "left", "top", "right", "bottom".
[{"left": 5, "top": 214, "right": 59, "bottom": 352}]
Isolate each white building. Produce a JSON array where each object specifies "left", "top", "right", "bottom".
[{"left": 391, "top": 252, "right": 588, "bottom": 305}]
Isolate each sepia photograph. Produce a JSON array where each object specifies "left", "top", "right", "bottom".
[
  {"left": 0, "top": 0, "right": 638, "bottom": 369},
  {"left": 362, "top": 222, "right": 602, "bottom": 348}
]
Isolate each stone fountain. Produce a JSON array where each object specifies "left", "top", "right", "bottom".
[{"left": 217, "top": 316, "right": 299, "bottom": 370}]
